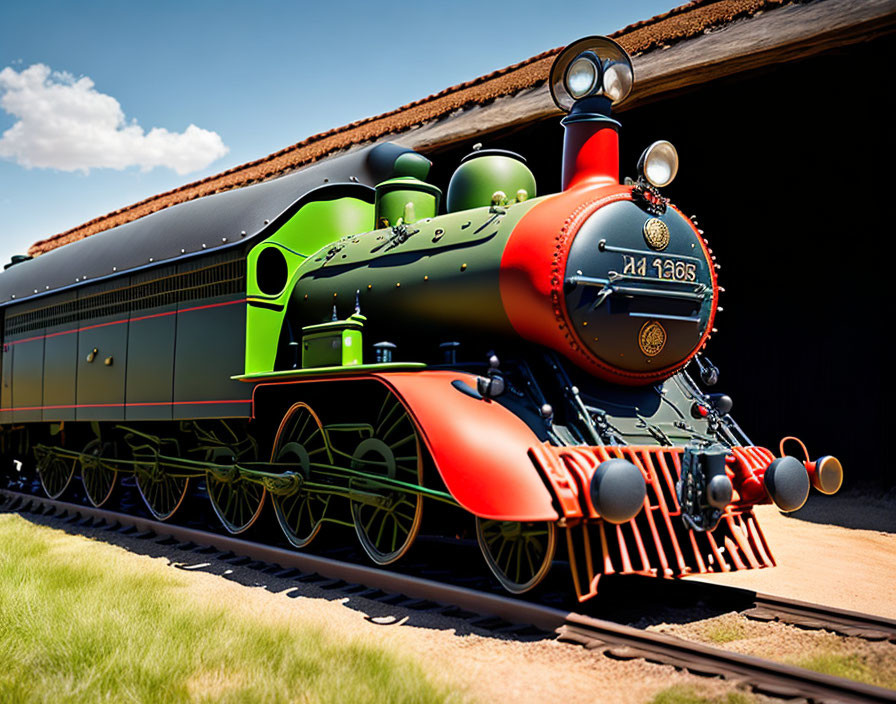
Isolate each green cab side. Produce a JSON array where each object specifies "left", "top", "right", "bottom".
[{"left": 245, "top": 196, "right": 373, "bottom": 374}]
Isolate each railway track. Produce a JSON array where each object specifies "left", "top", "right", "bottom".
[
  {"left": 590, "top": 574, "right": 896, "bottom": 645},
  {"left": 2, "top": 488, "right": 895, "bottom": 704}
]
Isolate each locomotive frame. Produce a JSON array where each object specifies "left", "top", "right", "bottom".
[{"left": 0, "top": 36, "right": 844, "bottom": 599}]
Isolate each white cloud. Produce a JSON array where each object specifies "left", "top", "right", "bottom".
[{"left": 0, "top": 64, "right": 228, "bottom": 174}]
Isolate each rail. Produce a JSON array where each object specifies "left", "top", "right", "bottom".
[{"left": 2, "top": 489, "right": 894, "bottom": 703}]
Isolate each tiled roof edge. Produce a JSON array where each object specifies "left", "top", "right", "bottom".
[{"left": 29, "top": 0, "right": 789, "bottom": 255}]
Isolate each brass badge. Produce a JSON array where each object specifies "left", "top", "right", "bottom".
[
  {"left": 643, "top": 218, "right": 670, "bottom": 251},
  {"left": 638, "top": 320, "right": 666, "bottom": 357}
]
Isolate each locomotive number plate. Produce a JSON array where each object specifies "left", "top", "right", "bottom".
[{"left": 622, "top": 255, "right": 696, "bottom": 282}]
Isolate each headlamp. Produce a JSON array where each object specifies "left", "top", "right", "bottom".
[
  {"left": 566, "top": 54, "right": 600, "bottom": 100},
  {"left": 637, "top": 140, "right": 679, "bottom": 188},
  {"left": 602, "top": 62, "right": 633, "bottom": 103},
  {"left": 549, "top": 36, "right": 634, "bottom": 112}
]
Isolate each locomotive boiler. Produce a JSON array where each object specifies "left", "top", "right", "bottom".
[{"left": 0, "top": 37, "right": 843, "bottom": 599}]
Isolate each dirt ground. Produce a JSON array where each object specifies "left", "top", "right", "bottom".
[
  {"left": 5, "top": 508, "right": 764, "bottom": 704},
  {"left": 5, "top": 489, "right": 895, "bottom": 703},
  {"left": 688, "top": 491, "right": 896, "bottom": 619}
]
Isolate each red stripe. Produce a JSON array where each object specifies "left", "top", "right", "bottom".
[
  {"left": 0, "top": 399, "right": 251, "bottom": 412},
  {"left": 4, "top": 299, "right": 246, "bottom": 347}
]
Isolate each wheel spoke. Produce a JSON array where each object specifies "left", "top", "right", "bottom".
[
  {"left": 135, "top": 446, "right": 188, "bottom": 522},
  {"left": 38, "top": 454, "right": 75, "bottom": 500},
  {"left": 376, "top": 395, "right": 396, "bottom": 429},
  {"left": 476, "top": 519, "right": 557, "bottom": 595},
  {"left": 351, "top": 390, "right": 423, "bottom": 566},
  {"left": 297, "top": 414, "right": 311, "bottom": 443},
  {"left": 80, "top": 440, "right": 117, "bottom": 508},
  {"left": 380, "top": 414, "right": 407, "bottom": 443},
  {"left": 271, "top": 403, "right": 331, "bottom": 549}
]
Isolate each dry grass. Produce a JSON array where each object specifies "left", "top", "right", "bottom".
[
  {"left": 648, "top": 685, "right": 754, "bottom": 704},
  {"left": 653, "top": 610, "right": 896, "bottom": 695},
  {"left": 702, "top": 614, "right": 747, "bottom": 644},
  {"left": 0, "top": 513, "right": 461, "bottom": 704}
]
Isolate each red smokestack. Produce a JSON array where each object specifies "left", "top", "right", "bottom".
[{"left": 561, "top": 111, "right": 620, "bottom": 190}]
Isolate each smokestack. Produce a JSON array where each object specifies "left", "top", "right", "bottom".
[{"left": 561, "top": 97, "right": 620, "bottom": 190}]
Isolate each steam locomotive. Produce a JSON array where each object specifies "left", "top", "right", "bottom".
[{"left": 0, "top": 37, "right": 843, "bottom": 599}]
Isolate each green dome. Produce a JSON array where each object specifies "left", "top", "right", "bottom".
[{"left": 446, "top": 149, "right": 536, "bottom": 212}]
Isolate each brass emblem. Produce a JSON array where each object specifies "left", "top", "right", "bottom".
[
  {"left": 638, "top": 320, "right": 666, "bottom": 357},
  {"left": 643, "top": 218, "right": 670, "bottom": 251}
]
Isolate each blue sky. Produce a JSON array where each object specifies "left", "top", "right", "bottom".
[{"left": 0, "top": 0, "right": 677, "bottom": 264}]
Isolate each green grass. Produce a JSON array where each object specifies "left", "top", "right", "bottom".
[
  {"left": 0, "top": 513, "right": 461, "bottom": 704},
  {"left": 797, "top": 652, "right": 869, "bottom": 681},
  {"left": 648, "top": 685, "right": 754, "bottom": 704},
  {"left": 794, "top": 651, "right": 896, "bottom": 690},
  {"left": 702, "top": 616, "right": 746, "bottom": 644}
]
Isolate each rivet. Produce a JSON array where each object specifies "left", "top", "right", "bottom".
[
  {"left": 222, "top": 237, "right": 228, "bottom": 242},
  {"left": 304, "top": 294, "right": 308, "bottom": 300},
  {"left": 264, "top": 219, "right": 270, "bottom": 225},
  {"left": 323, "top": 178, "right": 329, "bottom": 183},
  {"left": 181, "top": 249, "right": 186, "bottom": 254},
  {"left": 333, "top": 292, "right": 338, "bottom": 297},
  {"left": 45, "top": 286, "right": 49, "bottom": 290},
  {"left": 202, "top": 244, "right": 207, "bottom": 249},
  {"left": 424, "top": 275, "right": 429, "bottom": 281},
  {"left": 240, "top": 231, "right": 247, "bottom": 237},
  {"left": 395, "top": 282, "right": 401, "bottom": 288},
  {"left": 112, "top": 267, "right": 117, "bottom": 272},
  {"left": 149, "top": 257, "right": 153, "bottom": 262},
  {"left": 33, "top": 289, "right": 37, "bottom": 293},
  {"left": 582, "top": 321, "right": 588, "bottom": 327},
  {"left": 367, "top": 284, "right": 372, "bottom": 290},
  {"left": 460, "top": 263, "right": 467, "bottom": 271}
]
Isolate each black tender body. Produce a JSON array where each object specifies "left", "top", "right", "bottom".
[{"left": 0, "top": 145, "right": 406, "bottom": 425}]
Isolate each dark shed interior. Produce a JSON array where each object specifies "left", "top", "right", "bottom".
[{"left": 427, "top": 36, "right": 892, "bottom": 489}]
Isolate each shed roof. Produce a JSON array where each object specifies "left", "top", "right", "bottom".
[{"left": 26, "top": 0, "right": 896, "bottom": 257}]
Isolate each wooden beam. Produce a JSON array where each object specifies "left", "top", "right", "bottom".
[{"left": 393, "top": 0, "right": 896, "bottom": 154}]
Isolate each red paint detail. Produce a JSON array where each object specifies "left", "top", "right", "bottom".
[
  {"left": 500, "top": 183, "right": 629, "bottom": 382},
  {"left": 500, "top": 186, "right": 719, "bottom": 385},
  {"left": 698, "top": 406, "right": 709, "bottom": 418},
  {"left": 248, "top": 374, "right": 778, "bottom": 600},
  {"left": 729, "top": 445, "right": 776, "bottom": 506},
  {"left": 4, "top": 298, "right": 246, "bottom": 346},
  {"left": 1, "top": 399, "right": 250, "bottom": 412},
  {"left": 250, "top": 371, "right": 559, "bottom": 521},
  {"left": 562, "top": 121, "right": 619, "bottom": 190},
  {"left": 376, "top": 371, "right": 559, "bottom": 522},
  {"left": 556, "top": 443, "right": 775, "bottom": 601}
]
